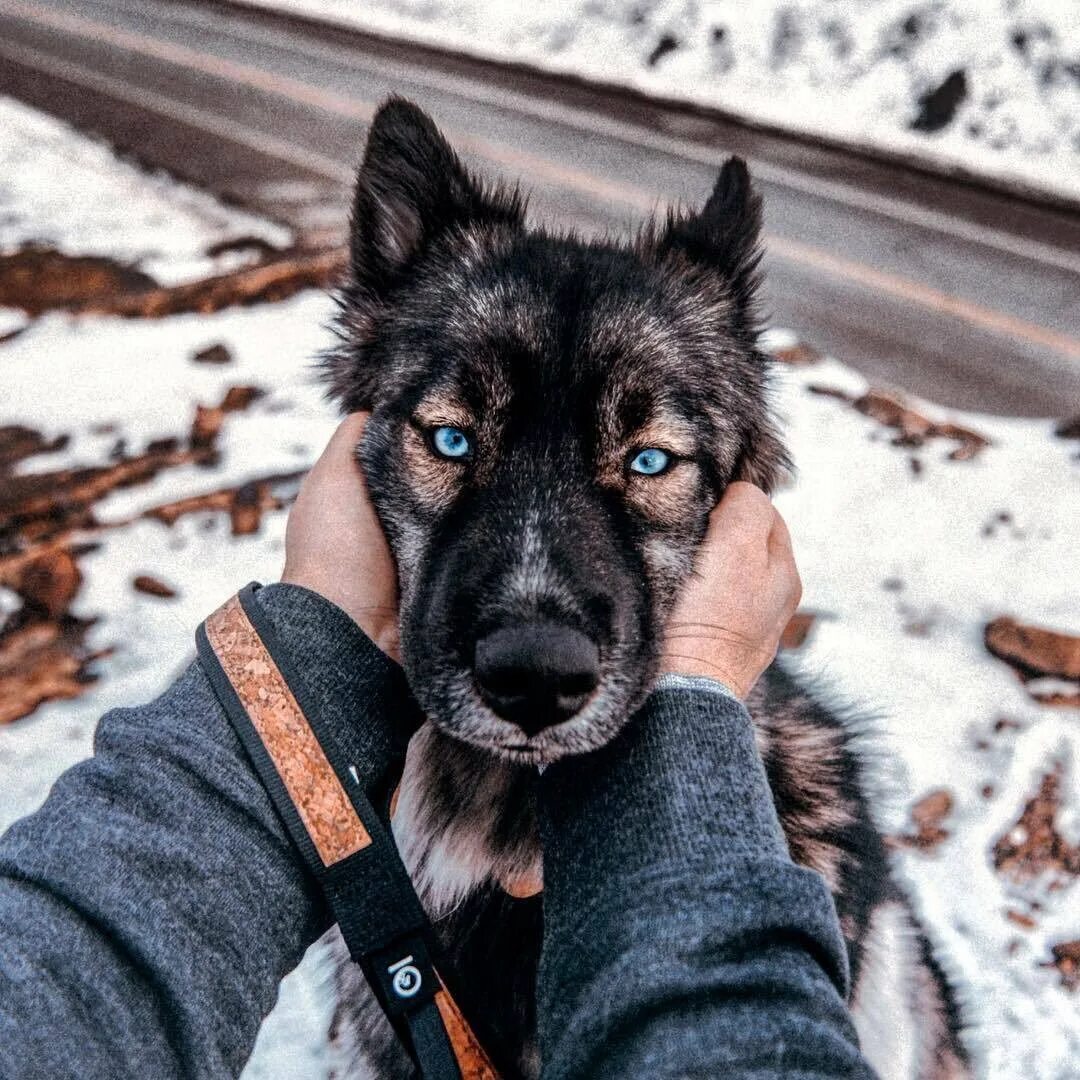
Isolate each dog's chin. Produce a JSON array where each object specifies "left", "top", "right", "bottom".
[{"left": 415, "top": 673, "right": 634, "bottom": 767}]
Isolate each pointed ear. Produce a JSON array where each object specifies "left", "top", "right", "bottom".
[
  {"left": 349, "top": 97, "right": 522, "bottom": 291},
  {"left": 327, "top": 99, "right": 524, "bottom": 411},
  {"left": 733, "top": 414, "right": 791, "bottom": 494},
  {"left": 657, "top": 156, "right": 763, "bottom": 340}
]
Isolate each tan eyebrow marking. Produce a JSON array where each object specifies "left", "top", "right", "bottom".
[
  {"left": 629, "top": 409, "right": 697, "bottom": 456},
  {"left": 412, "top": 393, "right": 476, "bottom": 432}
]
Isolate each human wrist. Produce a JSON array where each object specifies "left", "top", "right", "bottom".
[{"left": 279, "top": 565, "right": 400, "bottom": 661}]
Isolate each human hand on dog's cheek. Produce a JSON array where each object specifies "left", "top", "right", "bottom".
[
  {"left": 660, "top": 481, "right": 801, "bottom": 699},
  {"left": 282, "top": 412, "right": 401, "bottom": 661}
]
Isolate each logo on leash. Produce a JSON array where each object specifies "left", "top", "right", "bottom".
[{"left": 388, "top": 955, "right": 423, "bottom": 999}]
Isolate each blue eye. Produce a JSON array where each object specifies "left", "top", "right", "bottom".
[
  {"left": 630, "top": 448, "right": 671, "bottom": 476},
  {"left": 432, "top": 426, "right": 471, "bottom": 459}
]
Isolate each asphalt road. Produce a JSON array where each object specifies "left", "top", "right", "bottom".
[{"left": 1, "top": 0, "right": 1078, "bottom": 417}]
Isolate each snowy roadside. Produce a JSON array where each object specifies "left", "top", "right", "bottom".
[
  {"left": 234, "top": 0, "right": 1080, "bottom": 206},
  {"left": 0, "top": 95, "right": 291, "bottom": 285},
  {"left": 2, "top": 97, "right": 1078, "bottom": 1079}
]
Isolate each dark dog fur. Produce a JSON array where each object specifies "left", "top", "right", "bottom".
[{"left": 322, "top": 98, "right": 969, "bottom": 1079}]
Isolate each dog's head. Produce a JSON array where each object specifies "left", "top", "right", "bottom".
[{"left": 327, "top": 99, "right": 787, "bottom": 765}]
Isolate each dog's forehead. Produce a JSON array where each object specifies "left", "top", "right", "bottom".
[{"left": 433, "top": 238, "right": 716, "bottom": 388}]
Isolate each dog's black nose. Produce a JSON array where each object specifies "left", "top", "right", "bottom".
[{"left": 474, "top": 622, "right": 599, "bottom": 736}]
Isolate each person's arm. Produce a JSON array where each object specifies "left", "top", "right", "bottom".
[
  {"left": 537, "top": 483, "right": 875, "bottom": 1079},
  {"left": 0, "top": 416, "right": 407, "bottom": 1080}
]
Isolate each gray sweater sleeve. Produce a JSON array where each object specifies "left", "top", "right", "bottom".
[
  {"left": 537, "top": 676, "right": 875, "bottom": 1079},
  {"left": 0, "top": 584, "right": 415, "bottom": 1080},
  {"left": 1, "top": 585, "right": 870, "bottom": 1079}
]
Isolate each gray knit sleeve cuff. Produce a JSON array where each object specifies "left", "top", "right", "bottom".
[{"left": 653, "top": 672, "right": 741, "bottom": 703}]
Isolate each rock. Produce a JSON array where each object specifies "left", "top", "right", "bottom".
[
  {"left": 894, "top": 789, "right": 953, "bottom": 850},
  {"left": 1055, "top": 414, "right": 1080, "bottom": 439},
  {"left": 984, "top": 616, "right": 1080, "bottom": 680},
  {"left": 132, "top": 575, "right": 177, "bottom": 599},
  {"left": 911, "top": 70, "right": 968, "bottom": 133},
  {"left": 192, "top": 343, "right": 233, "bottom": 365}
]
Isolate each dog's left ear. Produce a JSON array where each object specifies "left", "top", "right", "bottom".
[{"left": 656, "top": 156, "right": 762, "bottom": 341}]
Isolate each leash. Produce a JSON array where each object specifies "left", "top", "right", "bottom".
[{"left": 196, "top": 584, "right": 501, "bottom": 1080}]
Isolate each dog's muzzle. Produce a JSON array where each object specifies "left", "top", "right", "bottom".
[{"left": 473, "top": 621, "right": 599, "bottom": 736}]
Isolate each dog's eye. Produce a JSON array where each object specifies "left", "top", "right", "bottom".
[
  {"left": 431, "top": 425, "right": 472, "bottom": 460},
  {"left": 629, "top": 448, "right": 671, "bottom": 476}
]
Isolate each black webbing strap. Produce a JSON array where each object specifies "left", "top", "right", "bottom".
[{"left": 196, "top": 583, "right": 462, "bottom": 1080}]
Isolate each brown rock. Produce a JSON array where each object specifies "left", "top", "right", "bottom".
[
  {"left": 984, "top": 616, "right": 1080, "bottom": 681},
  {"left": 189, "top": 386, "right": 264, "bottom": 451},
  {"left": 1005, "top": 909, "right": 1036, "bottom": 929},
  {"left": 0, "top": 445, "right": 213, "bottom": 542},
  {"left": 894, "top": 789, "right": 954, "bottom": 850},
  {"left": 192, "top": 343, "right": 233, "bottom": 365},
  {"left": 132, "top": 575, "right": 177, "bottom": 599},
  {"left": 1055, "top": 415, "right": 1080, "bottom": 439}
]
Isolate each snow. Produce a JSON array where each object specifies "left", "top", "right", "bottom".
[
  {"left": 2, "top": 97, "right": 1078, "bottom": 1079},
  {"left": 0, "top": 95, "right": 292, "bottom": 284},
  {"left": 237, "top": 0, "right": 1080, "bottom": 205}
]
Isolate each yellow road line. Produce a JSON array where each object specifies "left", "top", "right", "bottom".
[{"left": 4, "top": 0, "right": 1079, "bottom": 362}]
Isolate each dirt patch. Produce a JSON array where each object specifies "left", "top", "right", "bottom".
[
  {"left": 992, "top": 765, "right": 1080, "bottom": 888},
  {"left": 0, "top": 246, "right": 344, "bottom": 319},
  {"left": 76, "top": 247, "right": 346, "bottom": 318},
  {"left": 808, "top": 384, "right": 990, "bottom": 460},
  {"left": 1047, "top": 940, "right": 1080, "bottom": 991},
  {"left": 0, "top": 248, "right": 157, "bottom": 316},
  {"left": 0, "top": 444, "right": 215, "bottom": 544},
  {"left": 190, "top": 385, "right": 265, "bottom": 451},
  {"left": 0, "top": 617, "right": 108, "bottom": 725},
  {"left": 144, "top": 471, "right": 303, "bottom": 537},
  {"left": 770, "top": 340, "right": 824, "bottom": 366}
]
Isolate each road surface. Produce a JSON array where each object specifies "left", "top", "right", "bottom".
[{"left": 1, "top": 0, "right": 1078, "bottom": 416}]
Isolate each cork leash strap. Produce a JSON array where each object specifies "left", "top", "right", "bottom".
[{"left": 196, "top": 584, "right": 500, "bottom": 1080}]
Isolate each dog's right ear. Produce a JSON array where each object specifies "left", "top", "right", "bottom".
[{"left": 329, "top": 98, "right": 524, "bottom": 409}]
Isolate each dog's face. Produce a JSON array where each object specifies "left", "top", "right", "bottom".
[{"left": 327, "top": 99, "right": 787, "bottom": 765}]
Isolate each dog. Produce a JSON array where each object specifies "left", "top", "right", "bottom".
[{"left": 318, "top": 97, "right": 970, "bottom": 1079}]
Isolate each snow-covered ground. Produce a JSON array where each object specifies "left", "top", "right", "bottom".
[
  {"left": 2, "top": 98, "right": 1078, "bottom": 1078},
  {"left": 238, "top": 0, "right": 1080, "bottom": 205},
  {"left": 0, "top": 96, "right": 291, "bottom": 284}
]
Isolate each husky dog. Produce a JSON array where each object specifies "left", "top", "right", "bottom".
[{"left": 321, "top": 98, "right": 969, "bottom": 1079}]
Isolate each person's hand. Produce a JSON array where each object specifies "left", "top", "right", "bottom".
[
  {"left": 281, "top": 413, "right": 400, "bottom": 661},
  {"left": 660, "top": 482, "right": 801, "bottom": 699}
]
